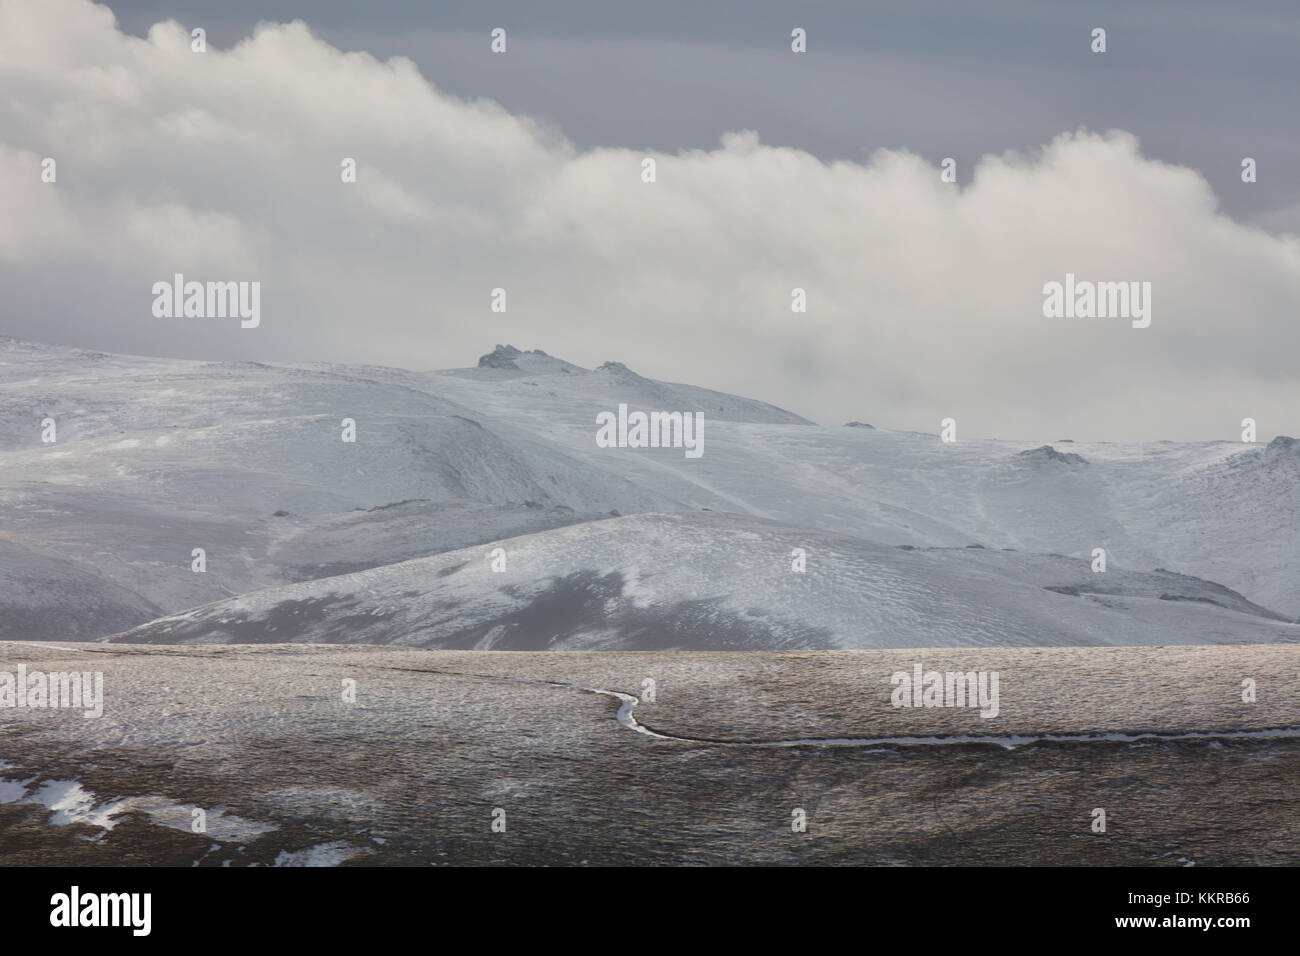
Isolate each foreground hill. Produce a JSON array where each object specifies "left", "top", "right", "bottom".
[
  {"left": 110, "top": 512, "right": 1296, "bottom": 650},
  {"left": 2, "top": 641, "right": 1298, "bottom": 866}
]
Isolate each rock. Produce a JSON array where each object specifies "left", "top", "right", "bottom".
[
  {"left": 477, "top": 345, "right": 550, "bottom": 369},
  {"left": 1017, "top": 444, "right": 1088, "bottom": 466},
  {"left": 478, "top": 344, "right": 522, "bottom": 369},
  {"left": 1267, "top": 435, "right": 1298, "bottom": 453}
]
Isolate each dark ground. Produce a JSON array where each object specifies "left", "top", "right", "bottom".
[{"left": 1, "top": 643, "right": 1296, "bottom": 865}]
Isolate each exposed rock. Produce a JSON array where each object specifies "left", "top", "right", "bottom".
[
  {"left": 477, "top": 344, "right": 550, "bottom": 369},
  {"left": 1267, "top": 435, "right": 1298, "bottom": 454},
  {"left": 1017, "top": 444, "right": 1088, "bottom": 466}
]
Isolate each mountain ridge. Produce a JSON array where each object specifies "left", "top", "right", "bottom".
[{"left": 1, "top": 336, "right": 1296, "bottom": 645}]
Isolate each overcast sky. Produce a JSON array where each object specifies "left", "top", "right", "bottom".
[{"left": 2, "top": 0, "right": 1297, "bottom": 440}]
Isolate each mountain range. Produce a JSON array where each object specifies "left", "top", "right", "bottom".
[{"left": 1, "top": 336, "right": 1295, "bottom": 648}]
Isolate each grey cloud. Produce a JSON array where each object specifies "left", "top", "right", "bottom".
[{"left": 1, "top": 0, "right": 1297, "bottom": 443}]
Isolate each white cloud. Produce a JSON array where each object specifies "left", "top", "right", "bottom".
[{"left": 2, "top": 0, "right": 1297, "bottom": 440}]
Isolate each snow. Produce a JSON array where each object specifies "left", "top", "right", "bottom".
[
  {"left": 0, "top": 336, "right": 1295, "bottom": 649},
  {"left": 0, "top": 774, "right": 276, "bottom": 839},
  {"left": 272, "top": 843, "right": 363, "bottom": 867},
  {"left": 30, "top": 780, "right": 124, "bottom": 828},
  {"left": 113, "top": 511, "right": 1296, "bottom": 650},
  {"left": 0, "top": 777, "right": 32, "bottom": 803}
]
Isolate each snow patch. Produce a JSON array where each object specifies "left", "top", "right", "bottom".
[{"left": 273, "top": 842, "right": 362, "bottom": 867}]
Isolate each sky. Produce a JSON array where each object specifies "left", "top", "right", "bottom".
[{"left": 1, "top": 0, "right": 1298, "bottom": 440}]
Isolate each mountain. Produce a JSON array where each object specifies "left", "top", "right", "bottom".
[{"left": 0, "top": 336, "right": 1296, "bottom": 647}]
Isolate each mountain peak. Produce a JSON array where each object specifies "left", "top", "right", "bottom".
[
  {"left": 595, "top": 360, "right": 650, "bottom": 384},
  {"left": 1017, "top": 444, "right": 1089, "bottom": 466},
  {"left": 477, "top": 344, "right": 550, "bottom": 369}
]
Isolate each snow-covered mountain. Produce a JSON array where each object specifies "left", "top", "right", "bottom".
[
  {"left": 110, "top": 511, "right": 1295, "bottom": 650},
  {"left": 1, "top": 336, "right": 1295, "bottom": 647}
]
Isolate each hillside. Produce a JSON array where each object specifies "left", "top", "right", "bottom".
[{"left": 0, "top": 336, "right": 1295, "bottom": 646}]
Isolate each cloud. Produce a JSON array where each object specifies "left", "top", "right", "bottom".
[{"left": 2, "top": 0, "right": 1297, "bottom": 441}]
